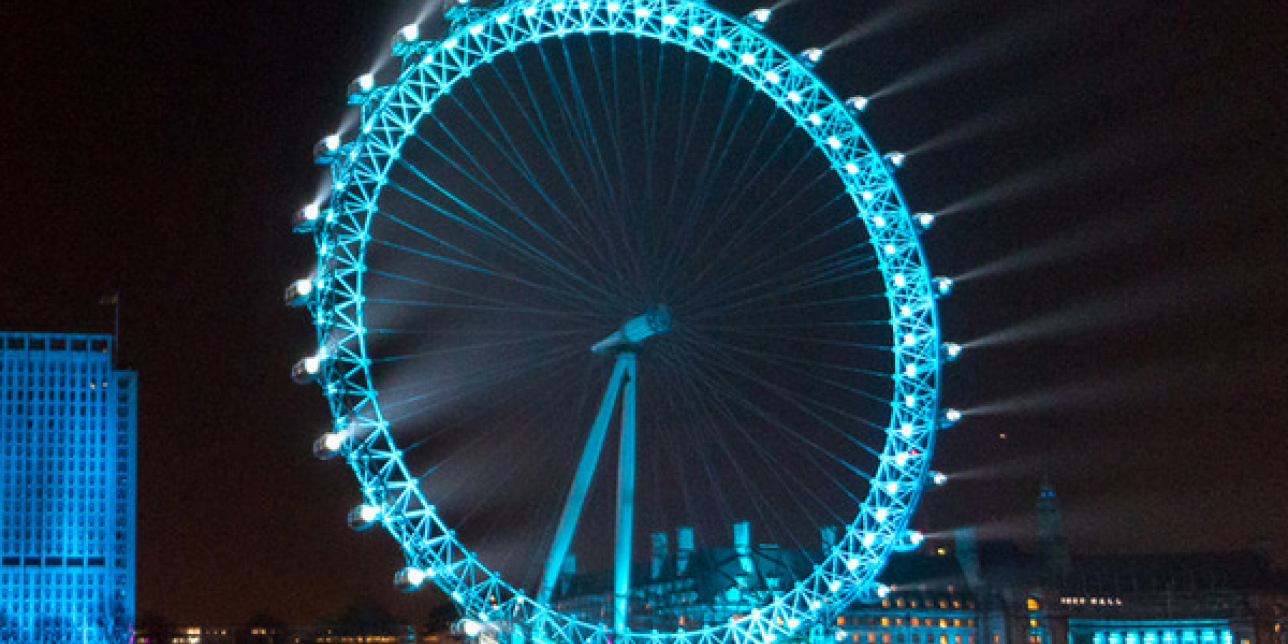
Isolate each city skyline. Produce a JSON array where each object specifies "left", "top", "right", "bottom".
[{"left": 0, "top": 0, "right": 1282, "bottom": 628}]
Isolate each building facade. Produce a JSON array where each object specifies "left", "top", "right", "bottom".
[
  {"left": 547, "top": 488, "right": 1286, "bottom": 644},
  {"left": 0, "top": 332, "right": 137, "bottom": 643}
]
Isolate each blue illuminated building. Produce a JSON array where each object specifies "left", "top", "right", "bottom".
[
  {"left": 0, "top": 332, "right": 136, "bottom": 643},
  {"left": 550, "top": 489, "right": 1287, "bottom": 644}
]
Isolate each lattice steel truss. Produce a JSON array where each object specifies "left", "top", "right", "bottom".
[{"left": 292, "top": 2, "right": 954, "bottom": 644}]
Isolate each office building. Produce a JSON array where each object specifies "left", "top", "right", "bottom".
[{"left": 0, "top": 332, "right": 137, "bottom": 643}]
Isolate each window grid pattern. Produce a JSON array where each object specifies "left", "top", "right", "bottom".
[{"left": 0, "top": 332, "right": 136, "bottom": 643}]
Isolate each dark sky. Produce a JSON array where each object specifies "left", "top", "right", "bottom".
[{"left": 1, "top": 0, "right": 1284, "bottom": 628}]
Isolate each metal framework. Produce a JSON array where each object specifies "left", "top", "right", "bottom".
[{"left": 293, "top": 2, "right": 950, "bottom": 644}]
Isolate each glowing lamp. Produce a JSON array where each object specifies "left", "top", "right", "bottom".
[
  {"left": 313, "top": 134, "right": 342, "bottom": 164},
  {"left": 884, "top": 152, "right": 906, "bottom": 168},
  {"left": 347, "top": 73, "right": 376, "bottom": 104},
  {"left": 454, "top": 620, "right": 485, "bottom": 638},
  {"left": 893, "top": 530, "right": 924, "bottom": 552},
  {"left": 845, "top": 96, "right": 869, "bottom": 112},
  {"left": 933, "top": 276, "right": 953, "bottom": 297},
  {"left": 942, "top": 342, "right": 962, "bottom": 361},
  {"left": 284, "top": 278, "right": 313, "bottom": 307},
  {"left": 916, "top": 212, "right": 935, "bottom": 230},
  {"left": 312, "top": 432, "right": 344, "bottom": 460},
  {"left": 746, "top": 8, "right": 772, "bottom": 27},
  {"left": 800, "top": 48, "right": 824, "bottom": 66},
  {"left": 856, "top": 583, "right": 889, "bottom": 604},
  {"left": 931, "top": 471, "right": 948, "bottom": 486},
  {"left": 398, "top": 23, "right": 420, "bottom": 43},
  {"left": 940, "top": 408, "right": 962, "bottom": 428},
  {"left": 292, "top": 203, "right": 323, "bottom": 233},
  {"left": 291, "top": 351, "right": 327, "bottom": 384},
  {"left": 347, "top": 503, "right": 382, "bottom": 530},
  {"left": 394, "top": 567, "right": 427, "bottom": 592}
]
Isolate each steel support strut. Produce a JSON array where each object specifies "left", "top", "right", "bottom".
[{"left": 536, "top": 308, "right": 669, "bottom": 630}]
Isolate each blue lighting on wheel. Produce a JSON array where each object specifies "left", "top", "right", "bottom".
[{"left": 292, "top": 2, "right": 952, "bottom": 642}]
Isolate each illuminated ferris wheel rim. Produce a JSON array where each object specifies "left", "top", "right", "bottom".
[{"left": 298, "top": 1, "right": 953, "bottom": 643}]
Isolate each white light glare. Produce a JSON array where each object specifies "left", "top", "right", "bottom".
[
  {"left": 885, "top": 152, "right": 906, "bottom": 167},
  {"left": 801, "top": 48, "right": 824, "bottom": 65},
  {"left": 932, "top": 471, "right": 949, "bottom": 486},
  {"left": 398, "top": 24, "right": 420, "bottom": 42},
  {"left": 934, "top": 276, "right": 953, "bottom": 296},
  {"left": 916, "top": 212, "right": 935, "bottom": 229},
  {"left": 314, "top": 134, "right": 342, "bottom": 163},
  {"left": 716, "top": 37, "right": 731, "bottom": 49},
  {"left": 942, "top": 342, "right": 962, "bottom": 360},
  {"left": 285, "top": 278, "right": 313, "bottom": 307},
  {"left": 875, "top": 507, "right": 889, "bottom": 522},
  {"left": 293, "top": 203, "right": 323, "bottom": 233},
  {"left": 846, "top": 96, "right": 869, "bottom": 112},
  {"left": 764, "top": 70, "right": 781, "bottom": 84},
  {"left": 354, "top": 73, "right": 374, "bottom": 92},
  {"left": 312, "top": 432, "right": 344, "bottom": 460},
  {"left": 348, "top": 503, "right": 382, "bottom": 530},
  {"left": 886, "top": 481, "right": 899, "bottom": 494},
  {"left": 940, "top": 408, "right": 962, "bottom": 428},
  {"left": 747, "top": 8, "right": 772, "bottom": 25},
  {"left": 861, "top": 533, "right": 876, "bottom": 547},
  {"left": 462, "top": 620, "right": 484, "bottom": 637},
  {"left": 662, "top": 14, "right": 679, "bottom": 26},
  {"left": 303, "top": 352, "right": 324, "bottom": 374},
  {"left": 395, "top": 567, "right": 427, "bottom": 592}
]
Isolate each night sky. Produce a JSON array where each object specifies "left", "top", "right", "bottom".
[{"left": 1, "top": 0, "right": 1284, "bottom": 628}]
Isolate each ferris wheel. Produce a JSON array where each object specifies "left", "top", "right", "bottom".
[{"left": 288, "top": 1, "right": 959, "bottom": 644}]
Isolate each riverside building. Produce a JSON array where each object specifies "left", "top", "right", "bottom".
[{"left": 0, "top": 332, "right": 137, "bottom": 643}]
